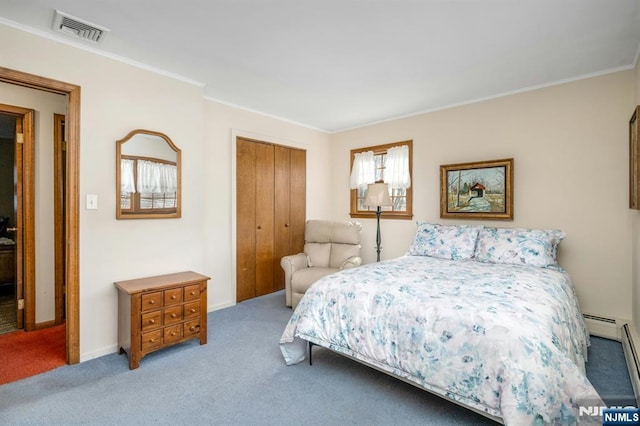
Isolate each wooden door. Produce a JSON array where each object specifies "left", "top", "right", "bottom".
[
  {"left": 236, "top": 138, "right": 257, "bottom": 302},
  {"left": 289, "top": 148, "right": 306, "bottom": 255},
  {"left": 254, "top": 142, "right": 274, "bottom": 297},
  {"left": 274, "top": 146, "right": 306, "bottom": 291},
  {"left": 273, "top": 146, "right": 290, "bottom": 292},
  {"left": 236, "top": 137, "right": 305, "bottom": 301}
]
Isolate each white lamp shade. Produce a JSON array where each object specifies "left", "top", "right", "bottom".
[{"left": 364, "top": 183, "right": 393, "bottom": 207}]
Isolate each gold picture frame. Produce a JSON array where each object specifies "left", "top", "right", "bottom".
[
  {"left": 440, "top": 158, "right": 514, "bottom": 220},
  {"left": 630, "top": 106, "right": 640, "bottom": 209}
]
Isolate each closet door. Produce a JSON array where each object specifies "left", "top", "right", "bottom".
[
  {"left": 236, "top": 138, "right": 257, "bottom": 301},
  {"left": 273, "top": 146, "right": 290, "bottom": 292},
  {"left": 254, "top": 142, "right": 275, "bottom": 297},
  {"left": 288, "top": 148, "right": 306, "bottom": 259},
  {"left": 274, "top": 146, "right": 306, "bottom": 291},
  {"left": 236, "top": 138, "right": 306, "bottom": 301}
]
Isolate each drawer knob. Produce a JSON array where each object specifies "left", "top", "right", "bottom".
[
  {"left": 190, "top": 326, "right": 197, "bottom": 331},
  {"left": 149, "top": 319, "right": 155, "bottom": 324},
  {"left": 190, "top": 291, "right": 196, "bottom": 296},
  {"left": 149, "top": 338, "right": 155, "bottom": 343},
  {"left": 190, "top": 308, "right": 196, "bottom": 313},
  {"left": 171, "top": 295, "right": 177, "bottom": 300},
  {"left": 171, "top": 313, "right": 177, "bottom": 318},
  {"left": 149, "top": 300, "right": 155, "bottom": 305},
  {"left": 171, "top": 332, "right": 176, "bottom": 336}
]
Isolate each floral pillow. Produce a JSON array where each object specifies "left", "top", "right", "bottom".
[
  {"left": 474, "top": 227, "right": 565, "bottom": 268},
  {"left": 407, "top": 222, "right": 483, "bottom": 260}
]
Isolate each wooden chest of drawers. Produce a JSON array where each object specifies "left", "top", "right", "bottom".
[{"left": 114, "top": 271, "right": 210, "bottom": 369}]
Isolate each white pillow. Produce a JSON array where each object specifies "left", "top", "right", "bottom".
[
  {"left": 474, "top": 227, "right": 565, "bottom": 268},
  {"left": 407, "top": 222, "right": 483, "bottom": 260}
]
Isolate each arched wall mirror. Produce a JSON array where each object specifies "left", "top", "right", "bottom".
[{"left": 116, "top": 129, "right": 181, "bottom": 219}]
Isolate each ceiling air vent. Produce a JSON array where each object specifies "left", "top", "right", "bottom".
[{"left": 52, "top": 10, "right": 109, "bottom": 44}]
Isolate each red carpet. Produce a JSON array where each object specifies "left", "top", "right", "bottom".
[{"left": 0, "top": 324, "right": 66, "bottom": 385}]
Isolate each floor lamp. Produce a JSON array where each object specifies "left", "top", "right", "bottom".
[{"left": 364, "top": 183, "right": 393, "bottom": 262}]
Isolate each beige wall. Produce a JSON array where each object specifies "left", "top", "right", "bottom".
[
  {"left": 331, "top": 70, "right": 635, "bottom": 321},
  {"left": 0, "top": 82, "right": 66, "bottom": 323}
]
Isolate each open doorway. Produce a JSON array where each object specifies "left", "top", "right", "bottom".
[
  {"left": 0, "top": 108, "right": 67, "bottom": 335},
  {"left": 0, "top": 105, "right": 33, "bottom": 334},
  {"left": 0, "top": 112, "right": 18, "bottom": 333},
  {"left": 0, "top": 66, "right": 80, "bottom": 364}
]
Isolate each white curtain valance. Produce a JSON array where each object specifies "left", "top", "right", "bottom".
[
  {"left": 136, "top": 160, "right": 177, "bottom": 194},
  {"left": 384, "top": 145, "right": 411, "bottom": 189},
  {"left": 120, "top": 159, "right": 136, "bottom": 194},
  {"left": 350, "top": 151, "right": 376, "bottom": 189}
]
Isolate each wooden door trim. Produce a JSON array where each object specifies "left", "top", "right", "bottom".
[
  {"left": 53, "top": 113, "right": 65, "bottom": 324},
  {"left": 0, "top": 67, "right": 81, "bottom": 364},
  {"left": 22, "top": 108, "right": 34, "bottom": 331}
]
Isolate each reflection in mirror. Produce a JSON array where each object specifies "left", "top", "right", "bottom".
[{"left": 116, "top": 129, "right": 181, "bottom": 219}]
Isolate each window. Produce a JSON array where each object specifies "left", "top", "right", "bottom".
[
  {"left": 120, "top": 155, "right": 178, "bottom": 214},
  {"left": 349, "top": 140, "right": 413, "bottom": 219}
]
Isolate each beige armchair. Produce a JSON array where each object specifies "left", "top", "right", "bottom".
[{"left": 281, "top": 220, "right": 362, "bottom": 309}]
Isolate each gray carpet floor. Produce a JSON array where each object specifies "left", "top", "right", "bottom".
[{"left": 0, "top": 290, "right": 634, "bottom": 425}]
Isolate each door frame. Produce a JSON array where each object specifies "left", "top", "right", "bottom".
[
  {"left": 53, "top": 113, "right": 65, "bottom": 324},
  {"left": 0, "top": 105, "right": 33, "bottom": 330},
  {"left": 0, "top": 67, "right": 80, "bottom": 364}
]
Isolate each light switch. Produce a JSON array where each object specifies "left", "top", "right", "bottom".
[{"left": 86, "top": 194, "right": 98, "bottom": 210}]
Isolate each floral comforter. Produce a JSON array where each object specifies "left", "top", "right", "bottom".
[{"left": 279, "top": 255, "right": 603, "bottom": 425}]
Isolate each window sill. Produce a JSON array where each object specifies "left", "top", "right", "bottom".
[{"left": 349, "top": 212, "right": 413, "bottom": 220}]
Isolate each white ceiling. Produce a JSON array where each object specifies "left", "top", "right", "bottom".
[{"left": 1, "top": 0, "right": 640, "bottom": 133}]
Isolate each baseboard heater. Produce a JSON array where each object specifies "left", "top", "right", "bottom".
[
  {"left": 583, "top": 313, "right": 621, "bottom": 340},
  {"left": 622, "top": 324, "right": 640, "bottom": 406},
  {"left": 583, "top": 315, "right": 640, "bottom": 405}
]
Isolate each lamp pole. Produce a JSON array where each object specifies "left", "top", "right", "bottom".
[
  {"left": 375, "top": 206, "right": 382, "bottom": 262},
  {"left": 364, "top": 182, "right": 392, "bottom": 263}
]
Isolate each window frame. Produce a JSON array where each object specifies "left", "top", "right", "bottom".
[
  {"left": 120, "top": 154, "right": 178, "bottom": 214},
  {"left": 349, "top": 140, "right": 413, "bottom": 220}
]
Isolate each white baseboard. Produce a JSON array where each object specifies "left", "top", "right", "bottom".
[
  {"left": 621, "top": 323, "right": 640, "bottom": 406},
  {"left": 583, "top": 313, "right": 626, "bottom": 341},
  {"left": 80, "top": 344, "right": 119, "bottom": 362},
  {"left": 207, "top": 300, "right": 235, "bottom": 312}
]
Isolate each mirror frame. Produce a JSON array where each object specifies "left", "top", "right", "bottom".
[{"left": 116, "top": 129, "right": 182, "bottom": 219}]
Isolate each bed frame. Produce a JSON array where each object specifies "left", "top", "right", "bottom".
[{"left": 307, "top": 341, "right": 504, "bottom": 424}]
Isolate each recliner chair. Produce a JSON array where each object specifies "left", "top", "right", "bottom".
[{"left": 281, "top": 220, "right": 362, "bottom": 309}]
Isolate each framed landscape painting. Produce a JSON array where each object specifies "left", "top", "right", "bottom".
[{"left": 440, "top": 158, "right": 513, "bottom": 220}]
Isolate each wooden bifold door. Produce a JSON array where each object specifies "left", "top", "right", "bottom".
[{"left": 236, "top": 137, "right": 306, "bottom": 302}]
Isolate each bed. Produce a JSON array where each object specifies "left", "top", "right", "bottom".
[{"left": 279, "top": 223, "right": 604, "bottom": 425}]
